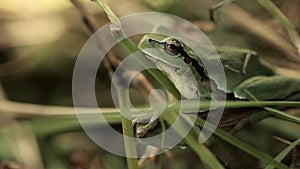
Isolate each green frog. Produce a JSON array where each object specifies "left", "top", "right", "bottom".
[{"left": 135, "top": 26, "right": 300, "bottom": 137}]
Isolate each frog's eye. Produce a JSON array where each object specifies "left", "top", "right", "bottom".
[
  {"left": 148, "top": 38, "right": 183, "bottom": 56},
  {"left": 164, "top": 39, "right": 182, "bottom": 56}
]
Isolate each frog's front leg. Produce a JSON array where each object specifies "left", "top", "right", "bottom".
[{"left": 132, "top": 112, "right": 160, "bottom": 137}]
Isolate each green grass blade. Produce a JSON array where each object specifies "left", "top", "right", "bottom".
[
  {"left": 257, "top": 0, "right": 300, "bottom": 55},
  {"left": 265, "top": 138, "right": 300, "bottom": 169},
  {"left": 264, "top": 107, "right": 300, "bottom": 125},
  {"left": 162, "top": 110, "right": 225, "bottom": 169},
  {"left": 196, "top": 118, "right": 290, "bottom": 169},
  {"left": 243, "top": 89, "right": 300, "bottom": 125}
]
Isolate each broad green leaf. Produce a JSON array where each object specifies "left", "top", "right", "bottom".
[
  {"left": 218, "top": 51, "right": 274, "bottom": 92},
  {"left": 234, "top": 76, "right": 300, "bottom": 100}
]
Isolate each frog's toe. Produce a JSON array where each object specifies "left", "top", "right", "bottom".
[
  {"left": 133, "top": 112, "right": 161, "bottom": 137},
  {"left": 136, "top": 118, "right": 159, "bottom": 137}
]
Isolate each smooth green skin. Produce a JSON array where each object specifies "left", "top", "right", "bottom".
[
  {"left": 135, "top": 26, "right": 300, "bottom": 140},
  {"left": 138, "top": 26, "right": 300, "bottom": 103}
]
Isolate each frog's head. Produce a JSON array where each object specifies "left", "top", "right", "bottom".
[
  {"left": 138, "top": 34, "right": 207, "bottom": 79},
  {"left": 138, "top": 34, "right": 210, "bottom": 99}
]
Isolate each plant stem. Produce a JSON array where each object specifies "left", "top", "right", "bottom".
[
  {"left": 161, "top": 110, "right": 225, "bottom": 169},
  {"left": 93, "top": 0, "right": 122, "bottom": 28},
  {"left": 91, "top": 0, "right": 181, "bottom": 99},
  {"left": 158, "top": 119, "right": 166, "bottom": 169},
  {"left": 117, "top": 87, "right": 139, "bottom": 169},
  {"left": 243, "top": 89, "right": 300, "bottom": 125},
  {"left": 2, "top": 99, "right": 299, "bottom": 120},
  {"left": 172, "top": 100, "right": 300, "bottom": 111}
]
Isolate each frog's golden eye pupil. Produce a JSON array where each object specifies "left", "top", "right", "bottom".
[{"left": 165, "top": 40, "right": 182, "bottom": 55}]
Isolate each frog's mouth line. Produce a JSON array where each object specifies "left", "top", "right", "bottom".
[{"left": 143, "top": 53, "right": 181, "bottom": 71}]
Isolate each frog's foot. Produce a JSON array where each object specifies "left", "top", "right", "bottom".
[
  {"left": 136, "top": 119, "right": 159, "bottom": 137},
  {"left": 133, "top": 113, "right": 160, "bottom": 137},
  {"left": 228, "top": 116, "right": 249, "bottom": 134},
  {"left": 216, "top": 109, "right": 251, "bottom": 134}
]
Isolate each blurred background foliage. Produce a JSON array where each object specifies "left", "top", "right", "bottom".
[{"left": 0, "top": 0, "right": 299, "bottom": 169}]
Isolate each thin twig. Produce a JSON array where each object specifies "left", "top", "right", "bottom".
[
  {"left": 70, "top": 0, "right": 166, "bottom": 102},
  {"left": 89, "top": 0, "right": 181, "bottom": 99},
  {"left": 116, "top": 86, "right": 139, "bottom": 169}
]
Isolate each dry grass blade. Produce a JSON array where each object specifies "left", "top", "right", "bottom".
[
  {"left": 257, "top": 0, "right": 300, "bottom": 57},
  {"left": 218, "top": 3, "right": 300, "bottom": 62}
]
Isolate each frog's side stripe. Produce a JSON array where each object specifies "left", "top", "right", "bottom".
[{"left": 178, "top": 46, "right": 207, "bottom": 80}]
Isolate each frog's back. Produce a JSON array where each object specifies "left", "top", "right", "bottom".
[{"left": 216, "top": 50, "right": 275, "bottom": 93}]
